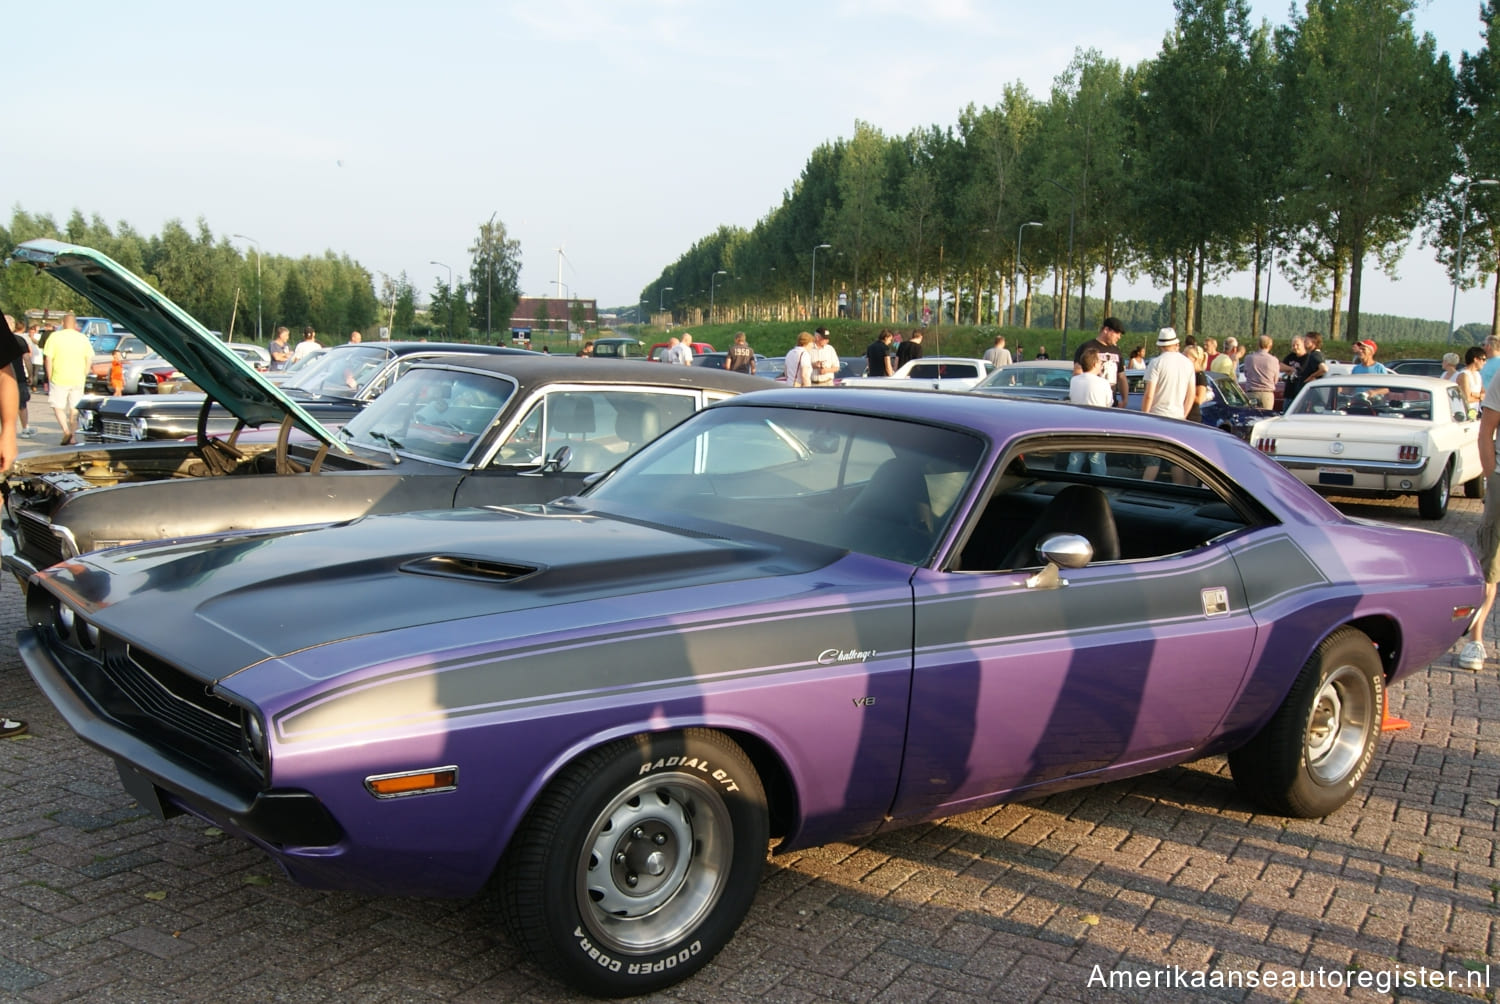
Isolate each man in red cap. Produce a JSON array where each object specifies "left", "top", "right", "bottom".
[{"left": 1350, "top": 339, "right": 1390, "bottom": 375}]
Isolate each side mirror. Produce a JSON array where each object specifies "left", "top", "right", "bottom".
[
  {"left": 543, "top": 444, "right": 573, "bottom": 473},
  {"left": 1036, "top": 532, "right": 1094, "bottom": 570}
]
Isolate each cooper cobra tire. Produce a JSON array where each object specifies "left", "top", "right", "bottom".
[
  {"left": 1417, "top": 458, "right": 1452, "bottom": 519},
  {"left": 1228, "top": 627, "right": 1383, "bottom": 818},
  {"left": 499, "top": 729, "right": 768, "bottom": 997}
]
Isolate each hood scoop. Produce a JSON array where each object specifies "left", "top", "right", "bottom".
[{"left": 399, "top": 554, "right": 540, "bottom": 583}]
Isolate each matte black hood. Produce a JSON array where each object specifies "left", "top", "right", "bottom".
[
  {"left": 7, "top": 239, "right": 343, "bottom": 449},
  {"left": 34, "top": 504, "right": 832, "bottom": 681}
]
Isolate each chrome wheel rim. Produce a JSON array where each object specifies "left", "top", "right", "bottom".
[
  {"left": 576, "top": 773, "right": 732, "bottom": 954},
  {"left": 1305, "top": 665, "right": 1374, "bottom": 785}
]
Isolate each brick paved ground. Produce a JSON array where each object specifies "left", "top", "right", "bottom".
[{"left": 0, "top": 410, "right": 1496, "bottom": 1002}]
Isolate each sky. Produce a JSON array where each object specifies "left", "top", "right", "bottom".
[{"left": 4, "top": 0, "right": 1493, "bottom": 327}]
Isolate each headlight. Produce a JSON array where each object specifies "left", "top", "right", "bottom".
[
  {"left": 56, "top": 604, "right": 75, "bottom": 637},
  {"left": 78, "top": 411, "right": 97, "bottom": 432},
  {"left": 131, "top": 417, "right": 149, "bottom": 441},
  {"left": 242, "top": 711, "right": 268, "bottom": 764}
]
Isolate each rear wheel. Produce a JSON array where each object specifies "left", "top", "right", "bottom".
[
  {"left": 499, "top": 729, "right": 768, "bottom": 997},
  {"left": 1228, "top": 627, "right": 1382, "bottom": 818},
  {"left": 1465, "top": 472, "right": 1486, "bottom": 499},
  {"left": 1417, "top": 458, "right": 1452, "bottom": 519}
]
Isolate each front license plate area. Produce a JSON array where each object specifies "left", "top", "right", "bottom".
[
  {"left": 116, "top": 762, "right": 182, "bottom": 820},
  {"left": 1318, "top": 467, "right": 1355, "bottom": 487}
]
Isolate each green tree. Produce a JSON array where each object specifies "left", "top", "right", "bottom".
[
  {"left": 1132, "top": 1, "right": 1273, "bottom": 336},
  {"left": 827, "top": 121, "right": 894, "bottom": 322},
  {"left": 1277, "top": 0, "right": 1456, "bottom": 340},
  {"left": 280, "top": 268, "right": 311, "bottom": 330},
  {"left": 468, "top": 215, "right": 522, "bottom": 341}
]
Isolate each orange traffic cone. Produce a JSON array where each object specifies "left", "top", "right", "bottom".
[{"left": 1381, "top": 691, "right": 1410, "bottom": 733}]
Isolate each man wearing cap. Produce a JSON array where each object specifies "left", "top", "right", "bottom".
[
  {"left": 1140, "top": 328, "right": 1194, "bottom": 419},
  {"left": 1073, "top": 318, "right": 1129, "bottom": 406},
  {"left": 1350, "top": 339, "right": 1390, "bottom": 375},
  {"left": 809, "top": 327, "right": 839, "bottom": 386},
  {"left": 1210, "top": 337, "right": 1240, "bottom": 376}
]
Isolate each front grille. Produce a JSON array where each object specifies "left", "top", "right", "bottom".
[
  {"left": 30, "top": 594, "right": 264, "bottom": 788},
  {"left": 100, "top": 420, "right": 134, "bottom": 441},
  {"left": 100, "top": 645, "right": 244, "bottom": 757},
  {"left": 15, "top": 511, "right": 66, "bottom": 567}
]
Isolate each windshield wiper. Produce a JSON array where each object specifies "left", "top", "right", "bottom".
[{"left": 366, "top": 429, "right": 403, "bottom": 465}]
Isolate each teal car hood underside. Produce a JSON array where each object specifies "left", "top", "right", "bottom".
[{"left": 8, "top": 239, "right": 345, "bottom": 451}]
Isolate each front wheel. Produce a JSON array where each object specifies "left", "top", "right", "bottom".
[
  {"left": 499, "top": 729, "right": 768, "bottom": 997},
  {"left": 1417, "top": 458, "right": 1452, "bottom": 519},
  {"left": 1228, "top": 627, "right": 1383, "bottom": 818}
]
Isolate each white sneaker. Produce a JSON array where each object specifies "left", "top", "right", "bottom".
[
  {"left": 1458, "top": 641, "right": 1486, "bottom": 670},
  {"left": 18, "top": 427, "right": 32, "bottom": 438}
]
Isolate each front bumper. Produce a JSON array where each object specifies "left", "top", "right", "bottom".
[{"left": 18, "top": 627, "right": 343, "bottom": 849}]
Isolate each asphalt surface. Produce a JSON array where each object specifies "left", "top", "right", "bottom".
[{"left": 0, "top": 406, "right": 1496, "bottom": 1003}]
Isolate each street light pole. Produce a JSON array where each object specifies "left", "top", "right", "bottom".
[
  {"left": 810, "top": 244, "right": 831, "bottom": 321},
  {"left": 660, "top": 286, "right": 674, "bottom": 325},
  {"left": 1449, "top": 179, "right": 1500, "bottom": 342},
  {"left": 710, "top": 270, "right": 728, "bottom": 323},
  {"left": 1012, "top": 222, "right": 1042, "bottom": 328},
  {"left": 231, "top": 234, "right": 261, "bottom": 343},
  {"left": 429, "top": 260, "right": 453, "bottom": 338}
]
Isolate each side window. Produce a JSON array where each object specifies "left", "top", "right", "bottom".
[
  {"left": 490, "top": 391, "right": 700, "bottom": 474},
  {"left": 1451, "top": 387, "right": 1468, "bottom": 422},
  {"left": 956, "top": 442, "right": 1257, "bottom": 573}
]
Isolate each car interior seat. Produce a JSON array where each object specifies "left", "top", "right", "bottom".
[
  {"left": 845, "top": 456, "right": 936, "bottom": 563},
  {"left": 1000, "top": 483, "right": 1120, "bottom": 569},
  {"left": 548, "top": 397, "right": 612, "bottom": 471}
]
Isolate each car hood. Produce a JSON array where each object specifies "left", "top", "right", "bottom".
[
  {"left": 8, "top": 239, "right": 344, "bottom": 451},
  {"left": 34, "top": 503, "right": 840, "bottom": 683}
]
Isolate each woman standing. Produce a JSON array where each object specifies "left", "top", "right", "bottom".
[
  {"left": 785, "top": 332, "right": 814, "bottom": 387},
  {"left": 1458, "top": 346, "right": 1486, "bottom": 417}
]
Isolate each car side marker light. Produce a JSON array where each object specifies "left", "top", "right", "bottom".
[{"left": 364, "top": 766, "right": 459, "bottom": 799}]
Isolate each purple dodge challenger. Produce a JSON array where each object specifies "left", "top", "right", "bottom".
[{"left": 20, "top": 389, "right": 1482, "bottom": 996}]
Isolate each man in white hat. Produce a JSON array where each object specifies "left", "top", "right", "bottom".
[{"left": 1141, "top": 327, "right": 1194, "bottom": 419}]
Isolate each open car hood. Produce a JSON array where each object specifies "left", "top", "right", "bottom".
[{"left": 8, "top": 239, "right": 345, "bottom": 451}]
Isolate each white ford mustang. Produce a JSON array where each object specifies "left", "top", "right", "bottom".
[
  {"left": 1250, "top": 373, "right": 1482, "bottom": 518},
  {"left": 839, "top": 356, "right": 993, "bottom": 391}
]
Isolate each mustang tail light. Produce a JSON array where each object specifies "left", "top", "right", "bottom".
[
  {"left": 1398, "top": 445, "right": 1420, "bottom": 462},
  {"left": 1253, "top": 437, "right": 1275, "bottom": 454}
]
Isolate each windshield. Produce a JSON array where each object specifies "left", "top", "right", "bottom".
[
  {"left": 284, "top": 346, "right": 390, "bottom": 398},
  {"left": 589, "top": 405, "right": 984, "bottom": 564},
  {"left": 977, "top": 364, "right": 1072, "bottom": 391},
  {"left": 1290, "top": 383, "right": 1432, "bottom": 419},
  {"left": 88, "top": 333, "right": 131, "bottom": 353},
  {"left": 1213, "top": 375, "right": 1252, "bottom": 406},
  {"left": 339, "top": 367, "right": 516, "bottom": 463}
]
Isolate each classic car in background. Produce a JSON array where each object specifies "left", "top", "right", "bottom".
[
  {"left": 1251, "top": 374, "right": 1482, "bottom": 518},
  {"left": 1390, "top": 358, "right": 1445, "bottom": 378},
  {"left": 5, "top": 353, "right": 768, "bottom": 586},
  {"left": 839, "top": 355, "right": 991, "bottom": 391},
  {"left": 76, "top": 339, "right": 525, "bottom": 442},
  {"left": 589, "top": 336, "right": 644, "bottom": 359},
  {"left": 1126, "top": 370, "right": 1277, "bottom": 439},
  {"left": 20, "top": 389, "right": 1481, "bottom": 996},
  {"left": 9, "top": 239, "right": 340, "bottom": 446},
  {"left": 971, "top": 360, "right": 1075, "bottom": 401}
]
